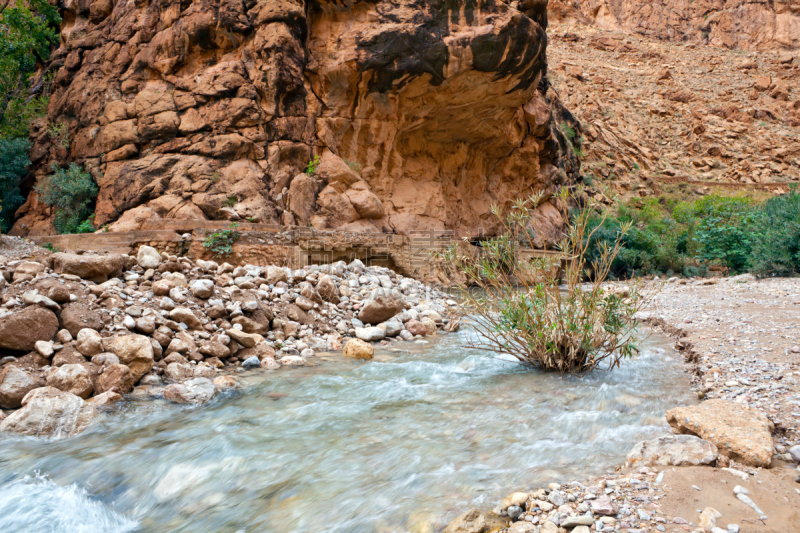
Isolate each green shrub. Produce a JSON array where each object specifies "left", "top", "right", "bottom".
[
  {"left": 203, "top": 223, "right": 241, "bottom": 257},
  {"left": 750, "top": 187, "right": 800, "bottom": 276},
  {"left": 35, "top": 163, "right": 98, "bottom": 234},
  {"left": 305, "top": 155, "right": 320, "bottom": 175},
  {"left": 0, "top": 137, "right": 29, "bottom": 232}
]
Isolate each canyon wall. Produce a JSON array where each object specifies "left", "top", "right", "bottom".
[
  {"left": 13, "top": 0, "right": 580, "bottom": 241},
  {"left": 550, "top": 0, "right": 800, "bottom": 50}
]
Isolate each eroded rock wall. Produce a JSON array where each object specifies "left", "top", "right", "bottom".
[
  {"left": 551, "top": 0, "right": 800, "bottom": 51},
  {"left": 13, "top": 0, "right": 579, "bottom": 240}
]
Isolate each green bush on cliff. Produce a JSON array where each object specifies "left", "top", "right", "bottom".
[
  {"left": 35, "top": 164, "right": 98, "bottom": 234},
  {"left": 0, "top": 137, "right": 29, "bottom": 232},
  {"left": 750, "top": 187, "right": 800, "bottom": 276}
]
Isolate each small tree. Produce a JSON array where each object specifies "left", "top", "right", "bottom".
[
  {"left": 443, "top": 188, "right": 653, "bottom": 373},
  {"left": 35, "top": 163, "right": 98, "bottom": 234}
]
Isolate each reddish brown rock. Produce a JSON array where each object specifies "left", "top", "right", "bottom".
[
  {"left": 60, "top": 303, "right": 104, "bottom": 338},
  {"left": 0, "top": 306, "right": 59, "bottom": 352},
  {"left": 95, "top": 364, "right": 135, "bottom": 395},
  {"left": 51, "top": 253, "right": 127, "bottom": 282}
]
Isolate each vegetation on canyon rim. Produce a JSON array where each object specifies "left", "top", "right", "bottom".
[
  {"left": 588, "top": 187, "right": 800, "bottom": 278},
  {"left": 443, "top": 189, "right": 649, "bottom": 373}
]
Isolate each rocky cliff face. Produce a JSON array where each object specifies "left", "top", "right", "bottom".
[
  {"left": 551, "top": 0, "right": 800, "bottom": 51},
  {"left": 13, "top": 0, "right": 579, "bottom": 239}
]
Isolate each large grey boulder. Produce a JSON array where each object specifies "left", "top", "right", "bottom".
[
  {"left": 627, "top": 434, "right": 718, "bottom": 467},
  {"left": 0, "top": 386, "right": 98, "bottom": 438},
  {"left": 163, "top": 377, "right": 217, "bottom": 404}
]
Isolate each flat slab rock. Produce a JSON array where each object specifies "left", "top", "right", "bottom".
[
  {"left": 666, "top": 399, "right": 774, "bottom": 467},
  {"left": 627, "top": 434, "right": 718, "bottom": 467}
]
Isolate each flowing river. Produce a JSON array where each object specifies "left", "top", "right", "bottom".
[{"left": 0, "top": 328, "right": 695, "bottom": 533}]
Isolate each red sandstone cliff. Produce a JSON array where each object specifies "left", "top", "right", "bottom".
[{"left": 13, "top": 0, "right": 580, "bottom": 240}]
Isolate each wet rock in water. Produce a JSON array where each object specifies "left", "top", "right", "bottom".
[
  {"left": 501, "top": 492, "right": 529, "bottom": 510},
  {"left": 86, "top": 391, "right": 123, "bottom": 407},
  {"left": 666, "top": 399, "right": 774, "bottom": 467},
  {"left": 51, "top": 252, "right": 127, "bottom": 282},
  {"left": 46, "top": 363, "right": 94, "bottom": 399},
  {"left": 445, "top": 508, "right": 486, "bottom": 533},
  {"left": 627, "top": 435, "right": 719, "bottom": 466},
  {"left": 405, "top": 319, "right": 428, "bottom": 337},
  {"left": 357, "top": 295, "right": 404, "bottom": 324},
  {"left": 241, "top": 356, "right": 260, "bottom": 369},
  {"left": 137, "top": 246, "right": 162, "bottom": 269},
  {"left": 212, "top": 376, "right": 237, "bottom": 390},
  {"left": 343, "top": 338, "right": 374, "bottom": 360},
  {"left": 260, "top": 358, "right": 281, "bottom": 370},
  {"left": 163, "top": 377, "right": 217, "bottom": 404},
  {"left": 76, "top": 328, "right": 104, "bottom": 357},
  {"left": 0, "top": 306, "right": 59, "bottom": 351},
  {"left": 102, "top": 334, "right": 154, "bottom": 381},
  {"left": 0, "top": 366, "right": 45, "bottom": 409},
  {"left": 355, "top": 326, "right": 385, "bottom": 342},
  {"left": 95, "top": 364, "right": 135, "bottom": 394},
  {"left": 0, "top": 386, "right": 98, "bottom": 438},
  {"left": 421, "top": 318, "right": 437, "bottom": 336},
  {"left": 280, "top": 355, "right": 306, "bottom": 366}
]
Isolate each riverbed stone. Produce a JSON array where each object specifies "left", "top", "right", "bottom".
[
  {"left": 0, "top": 386, "right": 98, "bottom": 438},
  {"left": 169, "top": 307, "right": 202, "bottom": 329},
  {"left": 165, "top": 362, "right": 194, "bottom": 380},
  {"left": 501, "top": 492, "right": 529, "bottom": 510},
  {"left": 87, "top": 391, "right": 123, "bottom": 407},
  {"left": 95, "top": 363, "right": 135, "bottom": 394},
  {"left": 0, "top": 366, "right": 45, "bottom": 408},
  {"left": 59, "top": 303, "right": 103, "bottom": 337},
  {"left": 405, "top": 319, "right": 428, "bottom": 337},
  {"left": 46, "top": 363, "right": 94, "bottom": 399},
  {"left": 445, "top": 508, "right": 486, "bottom": 533},
  {"left": 76, "top": 328, "right": 104, "bottom": 356},
  {"left": 0, "top": 306, "right": 59, "bottom": 351},
  {"left": 627, "top": 435, "right": 719, "bottom": 466},
  {"left": 163, "top": 377, "right": 217, "bottom": 404},
  {"left": 357, "top": 295, "right": 404, "bottom": 324},
  {"left": 343, "top": 338, "right": 374, "bottom": 359},
  {"left": 213, "top": 376, "right": 237, "bottom": 390},
  {"left": 666, "top": 399, "right": 774, "bottom": 467},
  {"left": 590, "top": 496, "right": 618, "bottom": 516},
  {"left": 561, "top": 515, "right": 594, "bottom": 528},
  {"left": 137, "top": 246, "right": 162, "bottom": 269},
  {"left": 355, "top": 326, "right": 385, "bottom": 342},
  {"left": 51, "top": 252, "right": 127, "bottom": 282},
  {"left": 102, "top": 334, "right": 155, "bottom": 382}
]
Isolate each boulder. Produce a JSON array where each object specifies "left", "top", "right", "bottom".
[
  {"left": 137, "top": 246, "right": 162, "bottom": 268},
  {"left": 355, "top": 326, "right": 385, "bottom": 342},
  {"left": 199, "top": 341, "right": 230, "bottom": 359},
  {"left": 76, "top": 328, "right": 104, "bottom": 356},
  {"left": 169, "top": 307, "right": 203, "bottom": 329},
  {"left": 102, "top": 334, "right": 155, "bottom": 381},
  {"left": 59, "top": 303, "right": 103, "bottom": 337},
  {"left": 405, "top": 319, "right": 428, "bottom": 336},
  {"left": 666, "top": 399, "right": 774, "bottom": 467},
  {"left": 86, "top": 391, "right": 123, "bottom": 407},
  {"left": 0, "top": 306, "right": 59, "bottom": 351},
  {"left": 627, "top": 435, "right": 718, "bottom": 466},
  {"left": 266, "top": 266, "right": 288, "bottom": 285},
  {"left": 213, "top": 375, "right": 237, "bottom": 390},
  {"left": 0, "top": 386, "right": 98, "bottom": 438},
  {"left": 445, "top": 508, "right": 486, "bottom": 533},
  {"left": 0, "top": 366, "right": 45, "bottom": 408},
  {"left": 227, "top": 328, "right": 262, "bottom": 348},
  {"left": 342, "top": 338, "right": 374, "bottom": 359},
  {"left": 163, "top": 377, "right": 217, "bottom": 404},
  {"left": 189, "top": 279, "right": 215, "bottom": 299},
  {"left": 51, "top": 252, "right": 127, "bottom": 282},
  {"left": 46, "top": 364, "right": 94, "bottom": 399},
  {"left": 51, "top": 346, "right": 87, "bottom": 367},
  {"left": 164, "top": 362, "right": 194, "bottom": 381},
  {"left": 193, "top": 362, "right": 216, "bottom": 378},
  {"left": 12, "top": 261, "right": 45, "bottom": 282},
  {"left": 95, "top": 363, "right": 135, "bottom": 394},
  {"left": 32, "top": 278, "right": 71, "bottom": 303},
  {"left": 316, "top": 275, "right": 340, "bottom": 303},
  {"left": 358, "top": 295, "right": 404, "bottom": 324}
]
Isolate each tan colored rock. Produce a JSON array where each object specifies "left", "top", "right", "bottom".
[
  {"left": 86, "top": 391, "right": 123, "bottom": 407},
  {"left": 12, "top": 261, "right": 44, "bottom": 282},
  {"left": 0, "top": 306, "right": 58, "bottom": 352},
  {"left": 405, "top": 320, "right": 428, "bottom": 337},
  {"left": 163, "top": 377, "right": 217, "bottom": 404},
  {"left": 46, "top": 364, "right": 94, "bottom": 399},
  {"left": 666, "top": 399, "right": 774, "bottom": 467},
  {"left": 345, "top": 182, "right": 384, "bottom": 219},
  {"left": 213, "top": 375, "right": 237, "bottom": 390},
  {"left": 95, "top": 363, "right": 135, "bottom": 394},
  {"left": 626, "top": 435, "right": 718, "bottom": 467},
  {"left": 227, "top": 329, "right": 262, "bottom": 348},
  {"left": 0, "top": 386, "right": 98, "bottom": 438},
  {"left": 358, "top": 295, "right": 404, "bottom": 325},
  {"left": 59, "top": 302, "right": 104, "bottom": 337},
  {"left": 51, "top": 253, "right": 127, "bottom": 282},
  {"left": 342, "top": 338, "right": 374, "bottom": 360},
  {"left": 164, "top": 362, "right": 194, "bottom": 381},
  {"left": 102, "top": 334, "right": 155, "bottom": 382},
  {"left": 445, "top": 508, "right": 486, "bottom": 533},
  {"left": 76, "top": 328, "right": 104, "bottom": 357},
  {"left": 0, "top": 366, "right": 45, "bottom": 409},
  {"left": 169, "top": 307, "right": 202, "bottom": 329}
]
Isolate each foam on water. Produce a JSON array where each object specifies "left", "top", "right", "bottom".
[
  {"left": 0, "top": 329, "right": 695, "bottom": 533},
  {"left": 0, "top": 474, "right": 138, "bottom": 532}
]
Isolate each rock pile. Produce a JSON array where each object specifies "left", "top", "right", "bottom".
[{"left": 0, "top": 246, "right": 456, "bottom": 437}]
